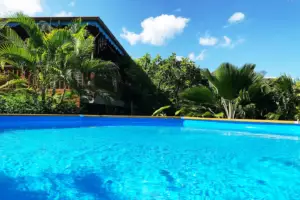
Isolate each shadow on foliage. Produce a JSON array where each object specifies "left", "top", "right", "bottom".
[
  {"left": 118, "top": 56, "right": 172, "bottom": 115},
  {"left": 80, "top": 56, "right": 171, "bottom": 115}
]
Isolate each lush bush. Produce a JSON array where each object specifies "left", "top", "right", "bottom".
[
  {"left": 51, "top": 101, "right": 79, "bottom": 114},
  {"left": 0, "top": 93, "right": 79, "bottom": 114}
]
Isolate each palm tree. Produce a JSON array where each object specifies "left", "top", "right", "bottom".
[
  {"left": 0, "top": 13, "right": 119, "bottom": 105},
  {"left": 266, "top": 75, "right": 299, "bottom": 120},
  {"left": 0, "top": 13, "right": 70, "bottom": 102},
  {"left": 181, "top": 63, "right": 263, "bottom": 119}
]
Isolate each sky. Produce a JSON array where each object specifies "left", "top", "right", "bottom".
[{"left": 1, "top": 0, "right": 300, "bottom": 77}]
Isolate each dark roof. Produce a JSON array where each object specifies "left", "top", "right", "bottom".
[{"left": 3, "top": 16, "right": 129, "bottom": 57}]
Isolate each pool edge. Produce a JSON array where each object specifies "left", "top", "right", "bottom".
[{"left": 0, "top": 114, "right": 297, "bottom": 124}]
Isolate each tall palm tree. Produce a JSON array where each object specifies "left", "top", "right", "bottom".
[{"left": 181, "top": 63, "right": 263, "bottom": 119}]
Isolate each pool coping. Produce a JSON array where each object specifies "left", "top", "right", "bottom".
[{"left": 0, "top": 114, "right": 298, "bottom": 125}]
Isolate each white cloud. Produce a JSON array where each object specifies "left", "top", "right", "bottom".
[
  {"left": 265, "top": 76, "right": 277, "bottom": 79},
  {"left": 54, "top": 10, "right": 73, "bottom": 17},
  {"left": 228, "top": 12, "right": 245, "bottom": 24},
  {"left": 221, "top": 36, "right": 232, "bottom": 47},
  {"left": 220, "top": 36, "right": 244, "bottom": 48},
  {"left": 198, "top": 33, "right": 245, "bottom": 49},
  {"left": 0, "top": 0, "right": 43, "bottom": 16},
  {"left": 69, "top": 1, "right": 75, "bottom": 7},
  {"left": 199, "top": 33, "right": 218, "bottom": 46},
  {"left": 121, "top": 14, "right": 190, "bottom": 46},
  {"left": 176, "top": 55, "right": 183, "bottom": 61},
  {"left": 188, "top": 53, "right": 195, "bottom": 60},
  {"left": 197, "top": 50, "right": 206, "bottom": 60},
  {"left": 188, "top": 50, "right": 206, "bottom": 61},
  {"left": 120, "top": 28, "right": 140, "bottom": 45},
  {"left": 174, "top": 8, "right": 181, "bottom": 12}
]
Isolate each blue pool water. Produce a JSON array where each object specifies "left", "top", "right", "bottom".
[{"left": 1, "top": 117, "right": 300, "bottom": 199}]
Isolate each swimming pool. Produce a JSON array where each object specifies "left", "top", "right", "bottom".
[{"left": 0, "top": 116, "right": 300, "bottom": 199}]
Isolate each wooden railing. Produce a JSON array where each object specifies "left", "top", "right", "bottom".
[
  {"left": 1, "top": 66, "right": 78, "bottom": 89},
  {"left": 1, "top": 66, "right": 81, "bottom": 106}
]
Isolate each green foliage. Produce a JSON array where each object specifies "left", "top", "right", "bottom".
[
  {"left": 0, "top": 13, "right": 120, "bottom": 114},
  {"left": 203, "top": 63, "right": 261, "bottom": 100},
  {"left": 268, "top": 75, "right": 299, "bottom": 120},
  {"left": 0, "top": 93, "right": 78, "bottom": 114},
  {"left": 122, "top": 56, "right": 172, "bottom": 115},
  {"left": 0, "top": 79, "right": 27, "bottom": 90},
  {"left": 214, "top": 112, "right": 224, "bottom": 118},
  {"left": 152, "top": 105, "right": 171, "bottom": 116},
  {"left": 265, "top": 112, "right": 281, "bottom": 120},
  {"left": 180, "top": 86, "right": 214, "bottom": 104},
  {"left": 134, "top": 53, "right": 205, "bottom": 115},
  {"left": 201, "top": 111, "right": 213, "bottom": 117},
  {"left": 294, "top": 106, "right": 300, "bottom": 121},
  {"left": 0, "top": 73, "right": 28, "bottom": 94},
  {"left": 136, "top": 53, "right": 204, "bottom": 106},
  {"left": 181, "top": 63, "right": 262, "bottom": 119},
  {"left": 7, "top": 13, "right": 44, "bottom": 48},
  {"left": 175, "top": 109, "right": 182, "bottom": 116}
]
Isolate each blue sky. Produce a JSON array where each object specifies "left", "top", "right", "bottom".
[{"left": 1, "top": 0, "right": 300, "bottom": 77}]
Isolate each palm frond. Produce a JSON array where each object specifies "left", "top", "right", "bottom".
[
  {"left": 0, "top": 79, "right": 27, "bottom": 89},
  {"left": 180, "top": 86, "right": 215, "bottom": 104},
  {"left": 152, "top": 105, "right": 171, "bottom": 116},
  {"left": 203, "top": 63, "right": 261, "bottom": 101},
  {"left": 276, "top": 74, "right": 294, "bottom": 93},
  {"left": 68, "top": 18, "right": 86, "bottom": 34},
  {"left": 214, "top": 112, "right": 224, "bottom": 118},
  {"left": 7, "top": 12, "right": 44, "bottom": 48},
  {"left": 0, "top": 20, "right": 7, "bottom": 29},
  {"left": 0, "top": 44, "right": 34, "bottom": 66},
  {"left": 211, "top": 63, "right": 239, "bottom": 100},
  {"left": 265, "top": 112, "right": 281, "bottom": 120},
  {"left": 0, "top": 58, "right": 16, "bottom": 69},
  {"left": 175, "top": 109, "right": 182, "bottom": 116},
  {"left": 44, "top": 28, "right": 72, "bottom": 52},
  {"left": 0, "top": 27, "right": 25, "bottom": 48}
]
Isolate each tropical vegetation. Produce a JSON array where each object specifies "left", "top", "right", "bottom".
[
  {"left": 0, "top": 13, "right": 119, "bottom": 114},
  {"left": 1, "top": 13, "right": 300, "bottom": 120},
  {"left": 141, "top": 55, "right": 300, "bottom": 120}
]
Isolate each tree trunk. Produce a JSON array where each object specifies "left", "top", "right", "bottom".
[
  {"left": 229, "top": 100, "right": 237, "bottom": 119},
  {"left": 41, "top": 87, "right": 46, "bottom": 105},
  {"left": 232, "top": 101, "right": 238, "bottom": 119},
  {"left": 52, "top": 88, "right": 56, "bottom": 97},
  {"left": 174, "top": 83, "right": 180, "bottom": 109},
  {"left": 222, "top": 99, "right": 236, "bottom": 119},
  {"left": 59, "top": 86, "right": 67, "bottom": 104},
  {"left": 228, "top": 101, "right": 232, "bottom": 119},
  {"left": 221, "top": 98, "right": 229, "bottom": 118}
]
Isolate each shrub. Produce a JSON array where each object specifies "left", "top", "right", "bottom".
[{"left": 0, "top": 93, "right": 79, "bottom": 114}]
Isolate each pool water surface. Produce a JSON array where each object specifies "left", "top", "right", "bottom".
[{"left": 1, "top": 123, "right": 300, "bottom": 199}]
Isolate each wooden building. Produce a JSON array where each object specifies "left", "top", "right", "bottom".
[{"left": 1, "top": 16, "right": 131, "bottom": 114}]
